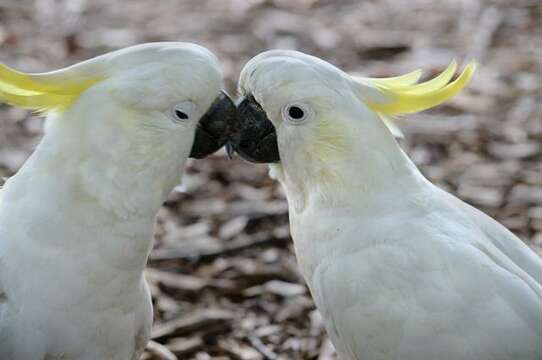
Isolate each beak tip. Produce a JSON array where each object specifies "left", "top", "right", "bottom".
[
  {"left": 190, "top": 91, "right": 238, "bottom": 159},
  {"left": 225, "top": 142, "right": 234, "bottom": 160}
]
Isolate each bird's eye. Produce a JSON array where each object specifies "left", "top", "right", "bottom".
[
  {"left": 175, "top": 110, "right": 189, "bottom": 120},
  {"left": 171, "top": 102, "right": 195, "bottom": 123},
  {"left": 288, "top": 106, "right": 304, "bottom": 119},
  {"left": 282, "top": 102, "right": 311, "bottom": 124}
]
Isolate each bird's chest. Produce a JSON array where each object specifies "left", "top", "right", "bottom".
[
  {"left": 290, "top": 214, "right": 454, "bottom": 359},
  {"left": 289, "top": 210, "right": 361, "bottom": 280},
  {"left": 6, "top": 278, "right": 152, "bottom": 360},
  {"left": 1, "top": 243, "right": 153, "bottom": 360}
]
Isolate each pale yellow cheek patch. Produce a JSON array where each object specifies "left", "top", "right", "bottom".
[
  {"left": 304, "top": 116, "right": 353, "bottom": 186},
  {"left": 0, "top": 63, "right": 103, "bottom": 114},
  {"left": 310, "top": 116, "right": 351, "bottom": 163}
]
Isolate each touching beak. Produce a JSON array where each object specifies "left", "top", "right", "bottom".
[
  {"left": 229, "top": 95, "right": 280, "bottom": 163},
  {"left": 189, "top": 91, "right": 238, "bottom": 159}
]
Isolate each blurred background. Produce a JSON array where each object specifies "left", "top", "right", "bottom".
[{"left": 0, "top": 0, "right": 541, "bottom": 359}]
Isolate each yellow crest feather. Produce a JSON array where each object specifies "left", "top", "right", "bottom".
[
  {"left": 369, "top": 69, "right": 422, "bottom": 88},
  {"left": 0, "top": 63, "right": 102, "bottom": 113},
  {"left": 365, "top": 60, "right": 476, "bottom": 116}
]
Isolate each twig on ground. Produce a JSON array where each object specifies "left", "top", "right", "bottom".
[
  {"left": 146, "top": 340, "right": 179, "bottom": 360},
  {"left": 149, "top": 232, "right": 290, "bottom": 262},
  {"left": 467, "top": 6, "right": 503, "bottom": 62},
  {"left": 247, "top": 336, "right": 278, "bottom": 360}
]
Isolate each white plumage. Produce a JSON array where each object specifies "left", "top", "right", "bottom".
[
  {"left": 0, "top": 43, "right": 224, "bottom": 360},
  {"left": 237, "top": 50, "right": 542, "bottom": 360}
]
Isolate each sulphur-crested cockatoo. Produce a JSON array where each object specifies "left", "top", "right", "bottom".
[
  {"left": 0, "top": 42, "right": 236, "bottom": 360},
  {"left": 231, "top": 50, "right": 542, "bottom": 360}
]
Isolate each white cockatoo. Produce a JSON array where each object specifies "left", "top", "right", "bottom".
[
  {"left": 231, "top": 50, "right": 542, "bottom": 360},
  {"left": 0, "top": 42, "right": 236, "bottom": 360}
]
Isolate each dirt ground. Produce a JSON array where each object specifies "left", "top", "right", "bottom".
[{"left": 1, "top": 0, "right": 541, "bottom": 359}]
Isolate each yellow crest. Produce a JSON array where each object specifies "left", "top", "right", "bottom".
[
  {"left": 0, "top": 63, "right": 103, "bottom": 114},
  {"left": 352, "top": 60, "right": 476, "bottom": 137}
]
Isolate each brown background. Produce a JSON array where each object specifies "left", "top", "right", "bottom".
[{"left": 1, "top": 0, "right": 541, "bottom": 359}]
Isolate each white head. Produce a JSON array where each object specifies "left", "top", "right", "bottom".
[
  {"left": 233, "top": 50, "right": 475, "bottom": 208},
  {"left": 0, "top": 42, "right": 236, "bottom": 216}
]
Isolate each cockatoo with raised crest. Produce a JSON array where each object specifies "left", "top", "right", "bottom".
[
  {"left": 231, "top": 50, "right": 542, "bottom": 360},
  {"left": 0, "top": 42, "right": 236, "bottom": 360}
]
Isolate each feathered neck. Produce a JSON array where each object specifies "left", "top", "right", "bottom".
[
  {"left": 271, "top": 112, "right": 426, "bottom": 214},
  {"left": 0, "top": 105, "right": 184, "bottom": 274}
]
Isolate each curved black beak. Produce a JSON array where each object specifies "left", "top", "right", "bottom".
[
  {"left": 229, "top": 95, "right": 280, "bottom": 163},
  {"left": 189, "top": 91, "right": 238, "bottom": 159}
]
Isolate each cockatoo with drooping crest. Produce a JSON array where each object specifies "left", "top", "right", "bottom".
[
  {"left": 0, "top": 42, "right": 236, "bottom": 360},
  {"left": 231, "top": 50, "right": 542, "bottom": 360}
]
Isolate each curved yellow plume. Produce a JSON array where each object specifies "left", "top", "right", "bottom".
[
  {"left": 0, "top": 63, "right": 103, "bottom": 113},
  {"left": 365, "top": 60, "right": 476, "bottom": 116},
  {"left": 369, "top": 69, "right": 423, "bottom": 88}
]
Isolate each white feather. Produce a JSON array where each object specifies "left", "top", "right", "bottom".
[
  {"left": 0, "top": 42, "right": 223, "bottom": 360},
  {"left": 239, "top": 50, "right": 542, "bottom": 360}
]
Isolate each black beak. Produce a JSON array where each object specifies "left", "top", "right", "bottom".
[
  {"left": 189, "top": 91, "right": 238, "bottom": 159},
  {"left": 229, "top": 95, "right": 280, "bottom": 163}
]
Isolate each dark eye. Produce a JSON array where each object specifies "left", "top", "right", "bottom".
[
  {"left": 171, "top": 102, "right": 194, "bottom": 123},
  {"left": 288, "top": 106, "right": 304, "bottom": 119},
  {"left": 283, "top": 102, "right": 310, "bottom": 124},
  {"left": 174, "top": 110, "right": 189, "bottom": 120}
]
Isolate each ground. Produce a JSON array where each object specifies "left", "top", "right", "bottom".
[{"left": 0, "top": 0, "right": 541, "bottom": 359}]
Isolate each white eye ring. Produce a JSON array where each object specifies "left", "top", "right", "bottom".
[
  {"left": 282, "top": 102, "right": 311, "bottom": 124},
  {"left": 171, "top": 101, "right": 195, "bottom": 123}
]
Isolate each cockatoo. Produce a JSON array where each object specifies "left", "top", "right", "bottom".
[
  {"left": 0, "top": 42, "right": 236, "bottom": 360},
  {"left": 231, "top": 50, "right": 542, "bottom": 360}
]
